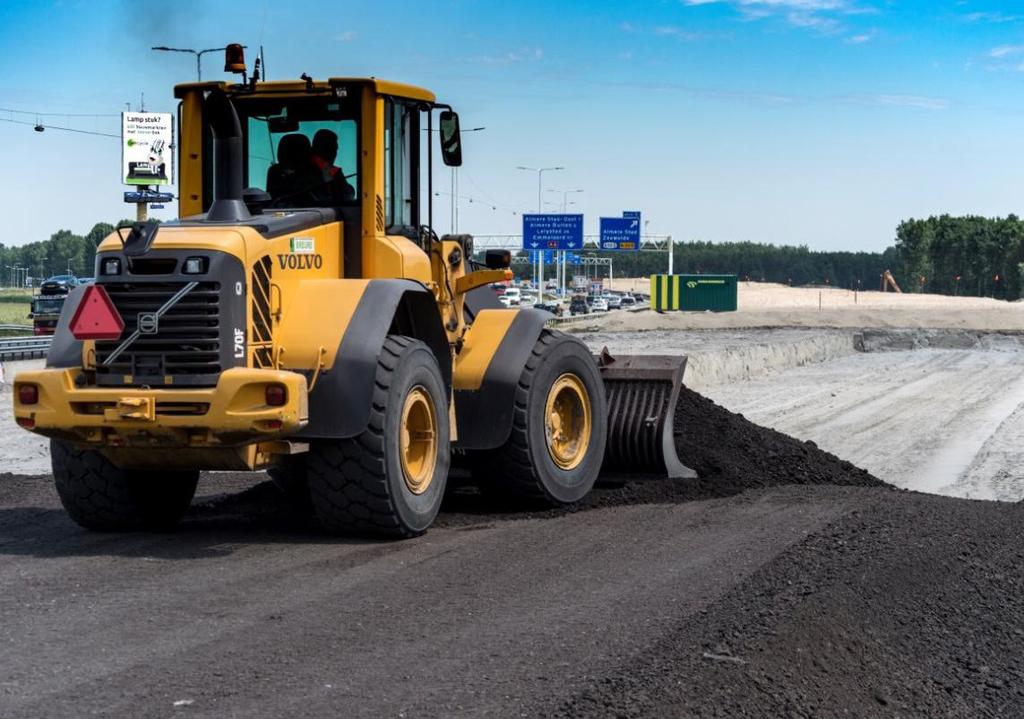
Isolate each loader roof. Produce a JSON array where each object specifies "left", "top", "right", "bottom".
[{"left": 174, "top": 78, "right": 436, "bottom": 103}]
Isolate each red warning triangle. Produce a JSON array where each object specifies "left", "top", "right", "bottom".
[{"left": 69, "top": 285, "right": 125, "bottom": 340}]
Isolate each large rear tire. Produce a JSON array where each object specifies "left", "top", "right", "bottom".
[
  {"left": 51, "top": 439, "right": 199, "bottom": 531},
  {"left": 306, "top": 335, "right": 450, "bottom": 538},
  {"left": 476, "top": 329, "right": 607, "bottom": 505}
]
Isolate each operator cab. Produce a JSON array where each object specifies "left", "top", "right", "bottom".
[
  {"left": 175, "top": 57, "right": 464, "bottom": 247},
  {"left": 241, "top": 95, "right": 360, "bottom": 209}
]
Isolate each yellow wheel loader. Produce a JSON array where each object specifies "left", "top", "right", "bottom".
[{"left": 13, "top": 47, "right": 694, "bottom": 537}]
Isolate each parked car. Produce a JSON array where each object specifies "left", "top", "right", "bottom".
[
  {"left": 607, "top": 294, "right": 623, "bottom": 310},
  {"left": 502, "top": 287, "right": 522, "bottom": 306},
  {"left": 591, "top": 297, "right": 609, "bottom": 312},
  {"left": 40, "top": 275, "right": 78, "bottom": 296},
  {"left": 620, "top": 293, "right": 636, "bottom": 307},
  {"left": 569, "top": 296, "right": 590, "bottom": 316},
  {"left": 498, "top": 294, "right": 512, "bottom": 307},
  {"left": 535, "top": 301, "right": 564, "bottom": 317}
]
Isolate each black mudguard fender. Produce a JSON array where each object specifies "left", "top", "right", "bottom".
[
  {"left": 297, "top": 279, "right": 451, "bottom": 439},
  {"left": 453, "top": 307, "right": 551, "bottom": 450}
]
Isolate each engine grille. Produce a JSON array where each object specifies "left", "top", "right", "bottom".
[{"left": 95, "top": 281, "right": 221, "bottom": 386}]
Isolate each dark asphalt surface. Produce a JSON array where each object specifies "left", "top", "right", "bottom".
[
  {"left": 2, "top": 392, "right": 1021, "bottom": 717},
  {"left": 3, "top": 473, "right": 1024, "bottom": 717},
  {"left": 0, "top": 473, "right": 853, "bottom": 718}
]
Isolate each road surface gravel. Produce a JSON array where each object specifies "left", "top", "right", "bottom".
[{"left": 2, "top": 392, "right": 1021, "bottom": 717}]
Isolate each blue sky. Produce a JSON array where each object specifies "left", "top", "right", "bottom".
[{"left": 2, "top": 0, "right": 1024, "bottom": 251}]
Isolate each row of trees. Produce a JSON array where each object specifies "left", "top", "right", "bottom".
[
  {"left": 894, "top": 215, "right": 1024, "bottom": 299},
  {"left": 0, "top": 222, "right": 132, "bottom": 285},
  {"left": 10, "top": 214, "right": 1024, "bottom": 299},
  {"left": 537, "top": 215, "right": 1024, "bottom": 300},
  {"left": 601, "top": 241, "right": 899, "bottom": 290}
]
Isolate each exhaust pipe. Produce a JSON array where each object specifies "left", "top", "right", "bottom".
[{"left": 204, "top": 90, "right": 251, "bottom": 223}]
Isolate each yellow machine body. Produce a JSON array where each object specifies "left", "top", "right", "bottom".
[{"left": 14, "top": 77, "right": 524, "bottom": 471}]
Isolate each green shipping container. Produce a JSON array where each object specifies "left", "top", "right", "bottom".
[{"left": 649, "top": 274, "right": 738, "bottom": 312}]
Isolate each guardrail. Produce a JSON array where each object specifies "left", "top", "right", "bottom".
[
  {"left": 0, "top": 335, "right": 51, "bottom": 361},
  {"left": 0, "top": 324, "right": 33, "bottom": 332}
]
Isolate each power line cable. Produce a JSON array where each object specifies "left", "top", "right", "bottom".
[
  {"left": 0, "top": 116, "right": 120, "bottom": 138},
  {"left": 0, "top": 107, "right": 121, "bottom": 118},
  {"left": 433, "top": 190, "right": 531, "bottom": 216}
]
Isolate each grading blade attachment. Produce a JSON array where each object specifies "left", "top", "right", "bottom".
[{"left": 596, "top": 349, "right": 697, "bottom": 479}]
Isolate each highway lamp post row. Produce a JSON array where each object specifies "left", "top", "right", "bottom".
[
  {"left": 516, "top": 166, "right": 563, "bottom": 303},
  {"left": 547, "top": 188, "right": 583, "bottom": 297},
  {"left": 424, "top": 126, "right": 485, "bottom": 235},
  {"left": 6, "top": 266, "right": 27, "bottom": 289}
]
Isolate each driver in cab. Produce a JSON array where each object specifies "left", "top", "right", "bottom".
[{"left": 310, "top": 129, "right": 355, "bottom": 203}]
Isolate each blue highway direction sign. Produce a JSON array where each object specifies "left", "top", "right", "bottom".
[
  {"left": 523, "top": 214, "right": 584, "bottom": 250},
  {"left": 599, "top": 216, "right": 641, "bottom": 251},
  {"left": 529, "top": 250, "right": 558, "bottom": 263}
]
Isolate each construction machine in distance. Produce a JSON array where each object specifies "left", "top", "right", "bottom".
[{"left": 13, "top": 45, "right": 693, "bottom": 538}]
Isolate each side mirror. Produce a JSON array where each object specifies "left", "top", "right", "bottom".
[
  {"left": 485, "top": 249, "right": 511, "bottom": 270},
  {"left": 439, "top": 110, "right": 463, "bottom": 167}
]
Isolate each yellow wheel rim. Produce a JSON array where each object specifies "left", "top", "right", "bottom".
[
  {"left": 400, "top": 386, "right": 438, "bottom": 495},
  {"left": 544, "top": 373, "right": 592, "bottom": 471}
]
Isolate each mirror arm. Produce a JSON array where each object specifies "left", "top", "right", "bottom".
[{"left": 427, "top": 104, "right": 433, "bottom": 234}]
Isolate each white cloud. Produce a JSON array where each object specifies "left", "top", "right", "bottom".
[
  {"left": 681, "top": 0, "right": 875, "bottom": 35},
  {"left": 476, "top": 47, "right": 544, "bottom": 65},
  {"left": 334, "top": 30, "right": 358, "bottom": 42},
  {"left": 605, "top": 80, "right": 949, "bottom": 111},
  {"left": 652, "top": 25, "right": 704, "bottom": 40},
  {"left": 844, "top": 32, "right": 874, "bottom": 44},
  {"left": 963, "top": 11, "right": 1024, "bottom": 24},
  {"left": 868, "top": 94, "right": 950, "bottom": 110},
  {"left": 988, "top": 44, "right": 1024, "bottom": 58}
]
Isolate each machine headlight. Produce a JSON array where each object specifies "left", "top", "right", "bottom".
[
  {"left": 183, "top": 257, "right": 207, "bottom": 274},
  {"left": 101, "top": 257, "right": 121, "bottom": 276}
]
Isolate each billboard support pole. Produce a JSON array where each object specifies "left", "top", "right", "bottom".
[
  {"left": 668, "top": 234, "right": 674, "bottom": 275},
  {"left": 136, "top": 186, "right": 149, "bottom": 222},
  {"left": 539, "top": 250, "right": 544, "bottom": 303}
]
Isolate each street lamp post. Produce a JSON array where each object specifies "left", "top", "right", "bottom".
[
  {"left": 516, "top": 165, "right": 563, "bottom": 302},
  {"left": 452, "top": 127, "right": 484, "bottom": 234},
  {"left": 425, "top": 126, "right": 484, "bottom": 234},
  {"left": 546, "top": 188, "right": 583, "bottom": 296},
  {"left": 151, "top": 46, "right": 241, "bottom": 81}
]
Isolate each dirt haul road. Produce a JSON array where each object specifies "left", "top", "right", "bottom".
[{"left": 3, "top": 396, "right": 1024, "bottom": 717}]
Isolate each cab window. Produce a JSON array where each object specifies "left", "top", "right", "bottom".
[
  {"left": 235, "top": 97, "right": 360, "bottom": 207},
  {"left": 384, "top": 98, "right": 420, "bottom": 230}
]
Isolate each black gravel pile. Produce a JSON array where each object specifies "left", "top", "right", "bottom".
[
  {"left": 672, "top": 387, "right": 884, "bottom": 492},
  {"left": 557, "top": 488, "right": 1024, "bottom": 717},
  {"left": 429, "top": 386, "right": 886, "bottom": 526},
  {"left": 200, "top": 386, "right": 886, "bottom": 528}
]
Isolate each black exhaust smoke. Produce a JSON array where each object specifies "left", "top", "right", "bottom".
[{"left": 204, "top": 90, "right": 251, "bottom": 223}]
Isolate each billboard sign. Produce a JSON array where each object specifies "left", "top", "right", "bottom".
[{"left": 122, "top": 112, "right": 173, "bottom": 186}]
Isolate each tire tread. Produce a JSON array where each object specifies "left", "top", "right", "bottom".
[{"left": 306, "top": 335, "right": 442, "bottom": 538}]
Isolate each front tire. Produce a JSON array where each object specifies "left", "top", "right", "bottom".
[
  {"left": 476, "top": 329, "right": 607, "bottom": 505},
  {"left": 306, "top": 336, "right": 450, "bottom": 538},
  {"left": 51, "top": 439, "right": 198, "bottom": 531}
]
